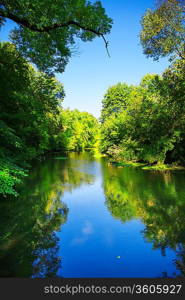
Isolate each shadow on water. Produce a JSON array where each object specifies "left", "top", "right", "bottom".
[{"left": 0, "top": 152, "right": 185, "bottom": 277}]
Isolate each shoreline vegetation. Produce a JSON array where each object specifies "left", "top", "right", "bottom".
[
  {"left": 34, "top": 149, "right": 185, "bottom": 171},
  {"left": 50, "top": 150, "right": 185, "bottom": 172},
  {"left": 82, "top": 150, "right": 185, "bottom": 171},
  {"left": 100, "top": 60, "right": 185, "bottom": 172},
  {"left": 108, "top": 160, "right": 185, "bottom": 171}
]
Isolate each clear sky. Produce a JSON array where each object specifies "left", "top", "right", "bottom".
[{"left": 0, "top": 0, "right": 169, "bottom": 118}]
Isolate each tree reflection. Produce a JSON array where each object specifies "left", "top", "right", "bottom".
[
  {"left": 0, "top": 155, "right": 95, "bottom": 277},
  {"left": 175, "top": 246, "right": 185, "bottom": 277},
  {"left": 101, "top": 160, "right": 185, "bottom": 277}
]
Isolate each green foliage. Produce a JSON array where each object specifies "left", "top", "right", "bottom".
[
  {"left": 140, "top": 0, "right": 185, "bottom": 61},
  {"left": 0, "top": 0, "right": 112, "bottom": 73},
  {"left": 0, "top": 42, "right": 65, "bottom": 160},
  {"left": 100, "top": 60, "right": 185, "bottom": 165},
  {"left": 0, "top": 159, "right": 27, "bottom": 196},
  {"left": 0, "top": 42, "right": 99, "bottom": 196},
  {"left": 56, "top": 109, "right": 99, "bottom": 151},
  {"left": 101, "top": 83, "right": 133, "bottom": 123},
  {"left": 0, "top": 42, "right": 65, "bottom": 195}
]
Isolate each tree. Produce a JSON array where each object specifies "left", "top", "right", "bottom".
[
  {"left": 0, "top": 42, "right": 65, "bottom": 196},
  {"left": 100, "top": 83, "right": 134, "bottom": 123},
  {"left": 57, "top": 109, "right": 99, "bottom": 151},
  {"left": 161, "top": 59, "right": 185, "bottom": 163},
  {"left": 100, "top": 63, "right": 185, "bottom": 165},
  {"left": 140, "top": 0, "right": 185, "bottom": 61},
  {"left": 0, "top": 0, "right": 112, "bottom": 73}
]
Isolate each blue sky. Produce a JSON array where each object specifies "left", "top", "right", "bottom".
[{"left": 0, "top": 0, "right": 169, "bottom": 117}]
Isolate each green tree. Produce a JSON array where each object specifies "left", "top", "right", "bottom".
[
  {"left": 0, "top": 0, "right": 112, "bottom": 73},
  {"left": 100, "top": 63, "right": 185, "bottom": 165},
  {"left": 0, "top": 42, "right": 65, "bottom": 196},
  {"left": 158, "top": 59, "right": 185, "bottom": 163},
  {"left": 140, "top": 0, "right": 185, "bottom": 61},
  {"left": 101, "top": 83, "right": 133, "bottom": 123},
  {"left": 57, "top": 109, "right": 99, "bottom": 151}
]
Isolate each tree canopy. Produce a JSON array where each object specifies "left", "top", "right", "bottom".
[
  {"left": 100, "top": 59, "right": 185, "bottom": 165},
  {"left": 140, "top": 0, "right": 185, "bottom": 61},
  {"left": 0, "top": 0, "right": 112, "bottom": 73}
]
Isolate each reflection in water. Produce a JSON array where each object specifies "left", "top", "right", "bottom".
[
  {"left": 0, "top": 152, "right": 185, "bottom": 277},
  {"left": 0, "top": 155, "right": 95, "bottom": 277},
  {"left": 101, "top": 160, "right": 185, "bottom": 277}
]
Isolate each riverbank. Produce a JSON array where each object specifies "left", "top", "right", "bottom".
[
  {"left": 109, "top": 161, "right": 185, "bottom": 171},
  {"left": 52, "top": 150, "right": 185, "bottom": 171}
]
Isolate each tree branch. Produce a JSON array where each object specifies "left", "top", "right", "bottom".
[{"left": 0, "top": 9, "right": 110, "bottom": 57}]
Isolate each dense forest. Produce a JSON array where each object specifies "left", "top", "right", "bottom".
[
  {"left": 100, "top": 59, "right": 185, "bottom": 165},
  {"left": 0, "top": 0, "right": 185, "bottom": 197}
]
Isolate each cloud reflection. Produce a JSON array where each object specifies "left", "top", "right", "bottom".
[{"left": 71, "top": 221, "right": 93, "bottom": 245}]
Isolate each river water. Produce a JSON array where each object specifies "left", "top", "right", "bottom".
[{"left": 0, "top": 152, "right": 185, "bottom": 277}]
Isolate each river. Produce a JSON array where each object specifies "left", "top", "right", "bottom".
[{"left": 0, "top": 152, "right": 185, "bottom": 278}]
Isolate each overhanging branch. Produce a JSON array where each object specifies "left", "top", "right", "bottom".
[{"left": 0, "top": 9, "right": 110, "bottom": 57}]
